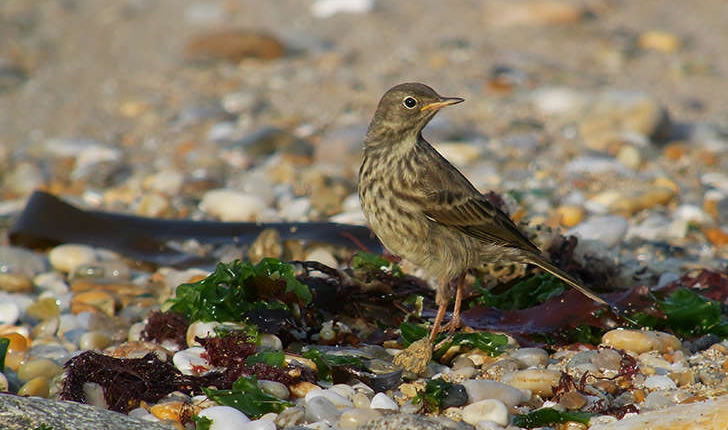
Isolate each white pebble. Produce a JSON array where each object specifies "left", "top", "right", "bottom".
[
  {"left": 305, "top": 247, "right": 338, "bottom": 268},
  {"left": 144, "top": 169, "right": 185, "bottom": 195},
  {"left": 501, "top": 369, "right": 561, "bottom": 397},
  {"left": 33, "top": 272, "right": 69, "bottom": 295},
  {"left": 461, "top": 379, "right": 530, "bottom": 408},
  {"left": 462, "top": 399, "right": 509, "bottom": 426},
  {"left": 0, "top": 301, "right": 20, "bottom": 324},
  {"left": 173, "top": 347, "right": 213, "bottom": 376},
  {"left": 186, "top": 320, "right": 220, "bottom": 347},
  {"left": 643, "top": 375, "right": 677, "bottom": 390},
  {"left": 241, "top": 418, "right": 276, "bottom": 430},
  {"left": 567, "top": 215, "right": 629, "bottom": 248},
  {"left": 370, "top": 392, "right": 398, "bottom": 411},
  {"left": 305, "top": 389, "right": 354, "bottom": 408},
  {"left": 198, "top": 406, "right": 251, "bottom": 429},
  {"left": 48, "top": 244, "right": 97, "bottom": 273},
  {"left": 338, "top": 408, "right": 382, "bottom": 429},
  {"left": 200, "top": 189, "right": 268, "bottom": 221},
  {"left": 258, "top": 333, "right": 283, "bottom": 351},
  {"left": 509, "top": 347, "right": 549, "bottom": 368},
  {"left": 311, "top": 0, "right": 373, "bottom": 18}
]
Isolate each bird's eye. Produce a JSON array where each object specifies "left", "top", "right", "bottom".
[{"left": 403, "top": 97, "right": 417, "bottom": 109}]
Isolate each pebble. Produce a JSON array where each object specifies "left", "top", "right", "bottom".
[
  {"left": 559, "top": 391, "right": 588, "bottom": 410},
  {"left": 17, "top": 376, "right": 50, "bottom": 397},
  {"left": 311, "top": 0, "right": 374, "bottom": 18},
  {"left": 197, "top": 406, "right": 251, "bottom": 429},
  {"left": 483, "top": 0, "right": 585, "bottom": 27},
  {"left": 0, "top": 301, "right": 21, "bottom": 325},
  {"left": 78, "top": 331, "right": 112, "bottom": 350},
  {"left": 530, "top": 86, "right": 588, "bottom": 117},
  {"left": 243, "top": 419, "right": 276, "bottom": 430},
  {"left": 305, "top": 388, "right": 354, "bottom": 408},
  {"left": 70, "top": 290, "right": 117, "bottom": 316},
  {"left": 173, "top": 347, "right": 212, "bottom": 376},
  {"left": 275, "top": 406, "right": 305, "bottom": 428},
  {"left": 338, "top": 408, "right": 382, "bottom": 429},
  {"left": 184, "top": 29, "right": 285, "bottom": 63},
  {"left": 643, "top": 375, "right": 677, "bottom": 391},
  {"left": 186, "top": 320, "right": 220, "bottom": 347},
  {"left": 638, "top": 30, "right": 681, "bottom": 53},
  {"left": 0, "top": 246, "right": 47, "bottom": 277},
  {"left": 508, "top": 347, "right": 549, "bottom": 368},
  {"left": 25, "top": 297, "right": 61, "bottom": 321},
  {"left": 259, "top": 380, "right": 290, "bottom": 400},
  {"left": 3, "top": 162, "right": 45, "bottom": 195},
  {"left": 501, "top": 369, "right": 561, "bottom": 397},
  {"left": 359, "top": 414, "right": 452, "bottom": 430},
  {"left": 567, "top": 215, "right": 629, "bottom": 248},
  {"left": 370, "top": 392, "right": 398, "bottom": 411},
  {"left": 578, "top": 90, "right": 671, "bottom": 151},
  {"left": 49, "top": 244, "right": 97, "bottom": 273},
  {"left": 461, "top": 379, "right": 530, "bottom": 408},
  {"left": 199, "top": 189, "right": 268, "bottom": 221},
  {"left": 17, "top": 358, "right": 63, "bottom": 381},
  {"left": 0, "top": 273, "right": 34, "bottom": 293},
  {"left": 461, "top": 399, "right": 509, "bottom": 426},
  {"left": 304, "top": 396, "right": 342, "bottom": 425},
  {"left": 602, "top": 329, "right": 681, "bottom": 354}
]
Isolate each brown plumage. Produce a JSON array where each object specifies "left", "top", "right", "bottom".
[{"left": 358, "top": 83, "right": 608, "bottom": 370}]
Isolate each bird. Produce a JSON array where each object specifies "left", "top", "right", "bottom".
[{"left": 358, "top": 82, "right": 609, "bottom": 373}]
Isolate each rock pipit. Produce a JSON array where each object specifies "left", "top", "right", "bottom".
[{"left": 358, "top": 82, "right": 609, "bottom": 373}]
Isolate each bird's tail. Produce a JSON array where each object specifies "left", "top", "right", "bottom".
[{"left": 526, "top": 254, "right": 608, "bottom": 306}]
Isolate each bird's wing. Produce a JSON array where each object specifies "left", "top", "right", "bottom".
[{"left": 423, "top": 189, "right": 542, "bottom": 254}]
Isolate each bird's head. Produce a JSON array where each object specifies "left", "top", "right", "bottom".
[{"left": 365, "top": 82, "right": 464, "bottom": 147}]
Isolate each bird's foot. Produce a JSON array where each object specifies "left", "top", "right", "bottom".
[
  {"left": 440, "top": 314, "right": 463, "bottom": 334},
  {"left": 392, "top": 337, "right": 433, "bottom": 375}
]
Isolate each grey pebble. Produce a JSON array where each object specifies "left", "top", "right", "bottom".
[{"left": 359, "top": 414, "right": 473, "bottom": 430}]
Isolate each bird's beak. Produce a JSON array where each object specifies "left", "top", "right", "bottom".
[{"left": 420, "top": 97, "right": 465, "bottom": 112}]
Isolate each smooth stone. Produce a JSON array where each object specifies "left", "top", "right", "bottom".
[
  {"left": 509, "top": 347, "right": 549, "bottom": 368},
  {"left": 198, "top": 406, "right": 251, "bottom": 429},
  {"left": 143, "top": 169, "right": 185, "bottom": 195},
  {"left": 0, "top": 246, "right": 47, "bottom": 277},
  {"left": 79, "top": 331, "right": 112, "bottom": 350},
  {"left": 186, "top": 320, "right": 220, "bottom": 347},
  {"left": 0, "top": 373, "right": 8, "bottom": 392},
  {"left": 149, "top": 401, "right": 188, "bottom": 421},
  {"left": 638, "top": 30, "right": 680, "bottom": 53},
  {"left": 136, "top": 193, "right": 171, "bottom": 218},
  {"left": 462, "top": 399, "right": 509, "bottom": 426},
  {"left": 359, "top": 414, "right": 453, "bottom": 430},
  {"left": 305, "top": 247, "right": 338, "bottom": 268},
  {"left": 242, "top": 418, "right": 276, "bottom": 430},
  {"left": 0, "top": 273, "right": 33, "bottom": 293},
  {"left": 275, "top": 406, "right": 305, "bottom": 428},
  {"left": 305, "top": 389, "right": 354, "bottom": 408},
  {"left": 237, "top": 127, "right": 314, "bottom": 158},
  {"left": 643, "top": 375, "right": 677, "bottom": 391},
  {"left": 591, "top": 349, "right": 623, "bottom": 372},
  {"left": 642, "top": 391, "right": 675, "bottom": 410},
  {"left": 501, "top": 369, "right": 561, "bottom": 397},
  {"left": 461, "top": 379, "right": 530, "bottom": 408},
  {"left": 559, "top": 391, "right": 588, "bottom": 410},
  {"left": 578, "top": 90, "right": 671, "bottom": 150},
  {"left": 602, "top": 329, "right": 681, "bottom": 354},
  {"left": 530, "top": 86, "right": 588, "bottom": 117},
  {"left": 370, "top": 392, "right": 398, "bottom": 411},
  {"left": 247, "top": 228, "right": 283, "bottom": 263},
  {"left": 556, "top": 205, "right": 585, "bottom": 227},
  {"left": 17, "top": 358, "right": 63, "bottom": 382},
  {"left": 258, "top": 380, "right": 290, "bottom": 400},
  {"left": 441, "top": 384, "right": 469, "bottom": 408},
  {"left": 25, "top": 297, "right": 61, "bottom": 321},
  {"left": 49, "top": 244, "right": 97, "bottom": 273},
  {"left": 338, "top": 408, "right": 382, "bottom": 430},
  {"left": 17, "top": 376, "right": 50, "bottom": 397},
  {"left": 173, "top": 347, "right": 212, "bottom": 376},
  {"left": 616, "top": 144, "right": 642, "bottom": 169},
  {"left": 567, "top": 215, "right": 629, "bottom": 248},
  {"left": 258, "top": 333, "right": 283, "bottom": 351},
  {"left": 0, "top": 301, "right": 20, "bottom": 324},
  {"left": 290, "top": 381, "right": 321, "bottom": 398},
  {"left": 34, "top": 272, "right": 70, "bottom": 295},
  {"left": 328, "top": 384, "right": 354, "bottom": 401},
  {"left": 304, "top": 396, "right": 342, "bottom": 425},
  {"left": 311, "top": 0, "right": 374, "bottom": 18},
  {"left": 70, "top": 291, "right": 116, "bottom": 316},
  {"left": 3, "top": 162, "right": 45, "bottom": 194},
  {"left": 352, "top": 392, "right": 371, "bottom": 409},
  {"left": 200, "top": 189, "right": 267, "bottom": 221}
]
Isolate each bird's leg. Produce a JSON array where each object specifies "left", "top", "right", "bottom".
[
  {"left": 428, "top": 278, "right": 450, "bottom": 343},
  {"left": 442, "top": 274, "right": 465, "bottom": 333}
]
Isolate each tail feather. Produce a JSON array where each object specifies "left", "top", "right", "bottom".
[{"left": 526, "top": 254, "right": 608, "bottom": 306}]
